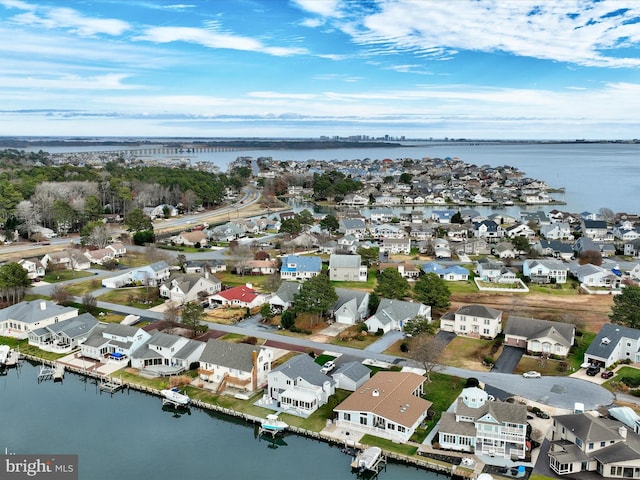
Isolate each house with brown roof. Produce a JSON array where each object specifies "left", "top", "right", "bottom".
[
  {"left": 334, "top": 371, "right": 432, "bottom": 443},
  {"left": 175, "top": 230, "right": 208, "bottom": 247}
]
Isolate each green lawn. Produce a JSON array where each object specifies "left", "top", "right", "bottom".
[
  {"left": 43, "top": 269, "right": 94, "bottom": 283},
  {"left": 96, "top": 288, "right": 164, "bottom": 309},
  {"left": 567, "top": 332, "right": 596, "bottom": 371},
  {"left": 331, "top": 269, "right": 377, "bottom": 290},
  {"left": 415, "top": 372, "right": 465, "bottom": 441},
  {"left": 526, "top": 280, "right": 582, "bottom": 296},
  {"left": 62, "top": 279, "right": 103, "bottom": 296}
]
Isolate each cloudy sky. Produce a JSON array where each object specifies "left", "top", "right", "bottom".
[{"left": 2, "top": 0, "right": 640, "bottom": 140}]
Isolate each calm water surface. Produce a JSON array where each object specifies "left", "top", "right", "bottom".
[{"left": 0, "top": 362, "right": 436, "bottom": 480}]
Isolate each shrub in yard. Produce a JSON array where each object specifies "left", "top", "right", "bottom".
[
  {"left": 621, "top": 377, "right": 640, "bottom": 388},
  {"left": 483, "top": 356, "right": 494, "bottom": 366},
  {"left": 400, "top": 342, "right": 410, "bottom": 353},
  {"left": 375, "top": 328, "right": 384, "bottom": 336}
]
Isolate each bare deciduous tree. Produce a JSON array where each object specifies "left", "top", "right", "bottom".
[{"left": 409, "top": 333, "right": 449, "bottom": 382}]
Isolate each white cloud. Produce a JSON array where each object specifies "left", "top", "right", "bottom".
[
  {"left": 292, "top": 0, "right": 342, "bottom": 18},
  {"left": 137, "top": 26, "right": 307, "bottom": 56},
  {"left": 334, "top": 0, "right": 640, "bottom": 68},
  {"left": 0, "top": 73, "right": 136, "bottom": 90},
  {"left": 9, "top": 5, "right": 130, "bottom": 36}
]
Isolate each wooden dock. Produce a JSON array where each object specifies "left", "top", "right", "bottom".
[
  {"left": 53, "top": 364, "right": 65, "bottom": 381},
  {"left": 99, "top": 376, "right": 125, "bottom": 394},
  {"left": 37, "top": 365, "right": 56, "bottom": 382}
]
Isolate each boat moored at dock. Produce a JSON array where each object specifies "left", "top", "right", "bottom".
[{"left": 161, "top": 387, "right": 191, "bottom": 407}]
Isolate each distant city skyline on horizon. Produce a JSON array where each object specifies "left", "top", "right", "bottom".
[{"left": 1, "top": 0, "right": 640, "bottom": 140}]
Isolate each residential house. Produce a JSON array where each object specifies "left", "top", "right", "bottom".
[
  {"left": 473, "top": 220, "right": 504, "bottom": 243},
  {"left": 175, "top": 230, "right": 208, "bottom": 247},
  {"left": 269, "top": 281, "right": 301, "bottom": 312},
  {"left": 438, "top": 386, "right": 527, "bottom": 459},
  {"left": 184, "top": 259, "right": 226, "bottom": 274},
  {"left": 159, "top": 273, "right": 222, "bottom": 305},
  {"left": 624, "top": 239, "right": 640, "bottom": 258},
  {"left": 433, "top": 238, "right": 452, "bottom": 259},
  {"left": 440, "top": 304, "right": 503, "bottom": 339},
  {"left": 101, "top": 260, "right": 171, "bottom": 288},
  {"left": 17, "top": 257, "right": 46, "bottom": 280},
  {"left": 571, "top": 263, "right": 622, "bottom": 289},
  {"left": 422, "top": 262, "right": 470, "bottom": 281},
  {"left": 208, "top": 283, "right": 266, "bottom": 309},
  {"left": 535, "top": 240, "right": 574, "bottom": 261},
  {"left": 80, "top": 323, "right": 151, "bottom": 363},
  {"left": 237, "top": 259, "right": 278, "bottom": 276},
  {"left": 459, "top": 238, "right": 491, "bottom": 256},
  {"left": 0, "top": 300, "right": 78, "bottom": 339},
  {"left": 379, "top": 261, "right": 421, "bottom": 280},
  {"left": 372, "top": 224, "right": 405, "bottom": 240},
  {"left": 42, "top": 249, "right": 90, "bottom": 271},
  {"left": 331, "top": 288, "right": 370, "bottom": 325},
  {"left": 84, "top": 247, "right": 116, "bottom": 265},
  {"left": 583, "top": 323, "right": 640, "bottom": 367},
  {"left": 432, "top": 210, "right": 456, "bottom": 223},
  {"left": 581, "top": 219, "right": 611, "bottom": 242},
  {"left": 334, "top": 371, "right": 432, "bottom": 443},
  {"left": 379, "top": 237, "right": 411, "bottom": 255},
  {"left": 130, "top": 330, "right": 205, "bottom": 376},
  {"left": 339, "top": 218, "right": 367, "bottom": 238},
  {"left": 107, "top": 242, "right": 127, "bottom": 257},
  {"left": 476, "top": 258, "right": 504, "bottom": 282},
  {"left": 198, "top": 338, "right": 273, "bottom": 393},
  {"left": 505, "top": 223, "right": 536, "bottom": 239},
  {"left": 365, "top": 298, "right": 431, "bottom": 334},
  {"left": 522, "top": 259, "right": 569, "bottom": 284},
  {"left": 27, "top": 312, "right": 99, "bottom": 353},
  {"left": 503, "top": 316, "right": 575, "bottom": 358},
  {"left": 369, "top": 208, "right": 395, "bottom": 224},
  {"left": 549, "top": 412, "right": 640, "bottom": 477},
  {"left": 494, "top": 242, "right": 517, "bottom": 259},
  {"left": 328, "top": 254, "right": 368, "bottom": 282},
  {"left": 280, "top": 255, "right": 322, "bottom": 280},
  {"left": 541, "top": 222, "right": 573, "bottom": 240},
  {"left": 266, "top": 354, "right": 335, "bottom": 416},
  {"left": 330, "top": 361, "right": 371, "bottom": 391},
  {"left": 209, "top": 222, "right": 245, "bottom": 242}
]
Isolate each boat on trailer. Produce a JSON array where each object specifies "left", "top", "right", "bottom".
[{"left": 161, "top": 387, "right": 190, "bottom": 407}]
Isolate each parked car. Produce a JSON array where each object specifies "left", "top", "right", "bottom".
[
  {"left": 320, "top": 361, "right": 335, "bottom": 374},
  {"left": 522, "top": 371, "right": 541, "bottom": 379},
  {"left": 586, "top": 364, "right": 601, "bottom": 376},
  {"left": 601, "top": 370, "right": 615, "bottom": 379},
  {"left": 534, "top": 410, "right": 550, "bottom": 419}
]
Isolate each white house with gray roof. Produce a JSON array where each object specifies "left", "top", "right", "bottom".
[
  {"left": 101, "top": 260, "right": 171, "bottom": 288},
  {"left": 159, "top": 272, "right": 221, "bottom": 305},
  {"left": 549, "top": 412, "right": 640, "bottom": 477},
  {"left": 198, "top": 338, "right": 273, "bottom": 393},
  {"left": 267, "top": 354, "right": 335, "bottom": 416},
  {"left": 328, "top": 254, "right": 368, "bottom": 282},
  {"left": 80, "top": 323, "right": 151, "bottom": 363},
  {"left": 523, "top": 259, "right": 569, "bottom": 284},
  {"left": 440, "top": 304, "right": 503, "bottom": 339},
  {"left": 0, "top": 300, "right": 79, "bottom": 339},
  {"left": 504, "top": 316, "right": 575, "bottom": 358},
  {"left": 27, "top": 312, "right": 99, "bottom": 353},
  {"left": 331, "top": 288, "right": 370, "bottom": 325},
  {"left": 269, "top": 281, "right": 301, "bottom": 312},
  {"left": 584, "top": 323, "right": 640, "bottom": 368},
  {"left": 330, "top": 361, "right": 371, "bottom": 391},
  {"left": 365, "top": 298, "right": 431, "bottom": 334},
  {"left": 131, "top": 330, "right": 205, "bottom": 376},
  {"left": 339, "top": 218, "right": 367, "bottom": 238},
  {"left": 438, "top": 386, "right": 528, "bottom": 459}
]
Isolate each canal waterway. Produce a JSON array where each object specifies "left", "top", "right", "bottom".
[{"left": 0, "top": 362, "right": 437, "bottom": 480}]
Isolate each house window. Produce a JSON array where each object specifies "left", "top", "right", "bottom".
[
  {"left": 344, "top": 413, "right": 351, "bottom": 422},
  {"left": 484, "top": 319, "right": 490, "bottom": 325},
  {"left": 588, "top": 443, "right": 594, "bottom": 450},
  {"left": 359, "top": 414, "right": 367, "bottom": 426},
  {"left": 575, "top": 437, "right": 582, "bottom": 447}
]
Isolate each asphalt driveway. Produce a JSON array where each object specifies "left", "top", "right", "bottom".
[{"left": 492, "top": 346, "right": 524, "bottom": 373}]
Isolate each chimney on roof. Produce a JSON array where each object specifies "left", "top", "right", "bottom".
[
  {"left": 40, "top": 301, "right": 47, "bottom": 310},
  {"left": 619, "top": 426, "right": 628, "bottom": 439}
]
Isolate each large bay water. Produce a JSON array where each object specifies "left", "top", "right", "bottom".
[
  {"left": 30, "top": 142, "right": 640, "bottom": 213},
  {"left": 0, "top": 362, "right": 435, "bottom": 480}
]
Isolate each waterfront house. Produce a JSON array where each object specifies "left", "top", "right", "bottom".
[
  {"left": 365, "top": 298, "right": 431, "bottom": 334},
  {"left": 198, "top": 338, "right": 273, "bottom": 393},
  {"left": 80, "top": 323, "right": 151, "bottom": 364},
  {"left": 583, "top": 323, "right": 640, "bottom": 368},
  {"left": 267, "top": 354, "right": 335, "bottom": 417},
  {"left": 131, "top": 330, "right": 205, "bottom": 376},
  {"left": 269, "top": 281, "right": 301, "bottom": 312},
  {"left": 334, "top": 371, "right": 432, "bottom": 443},
  {"left": 27, "top": 312, "right": 99, "bottom": 353},
  {"left": 208, "top": 283, "right": 266, "bottom": 309},
  {"left": 522, "top": 259, "right": 569, "bottom": 284},
  {"left": 438, "top": 386, "right": 527, "bottom": 460},
  {"left": 328, "top": 254, "right": 368, "bottom": 282},
  {"left": 280, "top": 255, "right": 322, "bottom": 281},
  {"left": 330, "top": 361, "right": 371, "bottom": 391},
  {"left": 503, "top": 316, "right": 575, "bottom": 358},
  {"left": 0, "top": 300, "right": 78, "bottom": 339},
  {"left": 331, "top": 288, "right": 370, "bottom": 325},
  {"left": 439, "top": 304, "right": 503, "bottom": 339},
  {"left": 548, "top": 412, "right": 640, "bottom": 477}
]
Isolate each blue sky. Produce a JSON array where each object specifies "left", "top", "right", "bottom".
[{"left": 1, "top": 0, "right": 640, "bottom": 140}]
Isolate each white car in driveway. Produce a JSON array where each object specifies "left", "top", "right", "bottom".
[
  {"left": 320, "top": 361, "right": 335, "bottom": 374},
  {"left": 522, "top": 371, "right": 541, "bottom": 378}
]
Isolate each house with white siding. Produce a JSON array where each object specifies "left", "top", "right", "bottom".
[
  {"left": 131, "top": 330, "right": 205, "bottom": 376},
  {"left": 523, "top": 259, "right": 569, "bottom": 284},
  {"left": 365, "top": 298, "right": 431, "bottom": 334},
  {"left": 0, "top": 300, "right": 79, "bottom": 339},
  {"left": 583, "top": 323, "right": 640, "bottom": 368},
  {"left": 80, "top": 323, "right": 151, "bottom": 363},
  {"left": 328, "top": 254, "right": 368, "bottom": 282},
  {"left": 440, "top": 304, "right": 503, "bottom": 339},
  {"left": 504, "top": 316, "right": 575, "bottom": 358}
]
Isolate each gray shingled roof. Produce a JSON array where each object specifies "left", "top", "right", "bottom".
[
  {"left": 45, "top": 313, "right": 98, "bottom": 338},
  {"left": 455, "top": 304, "right": 501, "bottom": 320},
  {"left": 199, "top": 338, "right": 261, "bottom": 372},
  {"left": 271, "top": 353, "right": 334, "bottom": 386},
  {"left": 273, "top": 281, "right": 302, "bottom": 304},
  {"left": 585, "top": 323, "right": 640, "bottom": 360},
  {"left": 334, "top": 288, "right": 368, "bottom": 310},
  {"left": 504, "top": 316, "right": 574, "bottom": 345},
  {"left": 373, "top": 298, "right": 426, "bottom": 326},
  {"left": 329, "top": 254, "right": 362, "bottom": 269},
  {"left": 332, "top": 361, "right": 371, "bottom": 382},
  {"left": 0, "top": 300, "right": 77, "bottom": 324},
  {"left": 456, "top": 398, "right": 527, "bottom": 425}
]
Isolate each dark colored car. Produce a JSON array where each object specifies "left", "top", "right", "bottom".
[
  {"left": 535, "top": 410, "right": 550, "bottom": 419},
  {"left": 601, "top": 370, "right": 615, "bottom": 379},
  {"left": 586, "top": 365, "right": 601, "bottom": 376}
]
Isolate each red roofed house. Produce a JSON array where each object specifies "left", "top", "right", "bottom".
[{"left": 207, "top": 283, "right": 267, "bottom": 309}]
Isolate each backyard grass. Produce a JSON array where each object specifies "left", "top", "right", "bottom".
[
  {"left": 331, "top": 269, "right": 377, "bottom": 290},
  {"left": 514, "top": 356, "right": 568, "bottom": 376},
  {"left": 416, "top": 372, "right": 465, "bottom": 441},
  {"left": 440, "top": 336, "right": 496, "bottom": 369},
  {"left": 447, "top": 280, "right": 481, "bottom": 294},
  {"left": 567, "top": 331, "right": 596, "bottom": 371},
  {"left": 526, "top": 280, "right": 581, "bottom": 296},
  {"left": 62, "top": 279, "right": 103, "bottom": 296},
  {"left": 0, "top": 337, "right": 66, "bottom": 361},
  {"left": 359, "top": 435, "right": 418, "bottom": 456},
  {"left": 43, "top": 269, "right": 94, "bottom": 283},
  {"left": 213, "top": 271, "right": 271, "bottom": 290}
]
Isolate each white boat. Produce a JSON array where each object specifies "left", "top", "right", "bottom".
[
  {"left": 161, "top": 388, "right": 190, "bottom": 406},
  {"left": 0, "top": 345, "right": 10, "bottom": 366},
  {"left": 352, "top": 446, "right": 382, "bottom": 472},
  {"left": 261, "top": 414, "right": 288, "bottom": 432}
]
